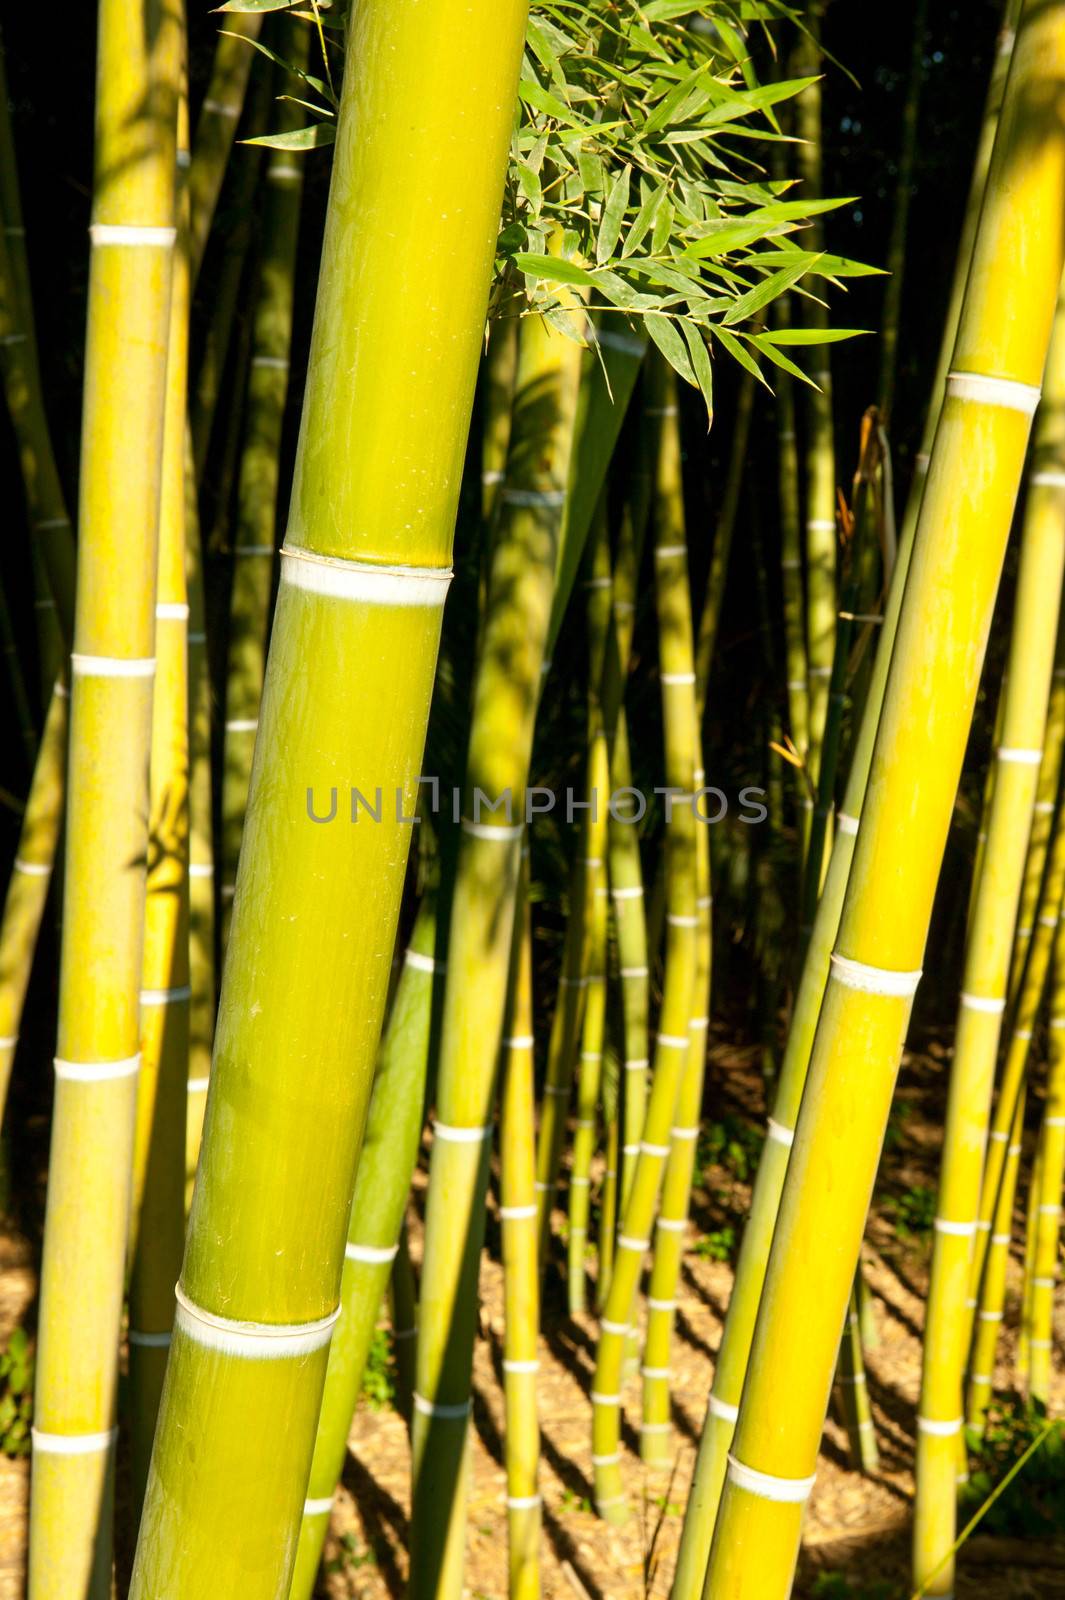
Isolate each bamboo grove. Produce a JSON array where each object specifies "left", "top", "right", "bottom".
[{"left": 1, "top": 2, "right": 1065, "bottom": 1598}]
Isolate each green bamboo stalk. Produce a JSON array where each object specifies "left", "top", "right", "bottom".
[
  {"left": 877, "top": 0, "right": 930, "bottom": 425},
  {"left": 835, "top": 1285, "right": 879, "bottom": 1473},
  {"left": 188, "top": 12, "right": 262, "bottom": 282},
  {"left": 591, "top": 358, "right": 698, "bottom": 1526},
  {"left": 409, "top": 284, "right": 583, "bottom": 1600},
  {"left": 390, "top": 1217, "right": 418, "bottom": 1424},
  {"left": 0, "top": 680, "right": 67, "bottom": 1119},
  {"left": 28, "top": 0, "right": 179, "bottom": 1591},
  {"left": 1008, "top": 634, "right": 1065, "bottom": 1000},
  {"left": 130, "top": 11, "right": 527, "bottom": 1597},
  {"left": 794, "top": 5, "right": 837, "bottom": 796},
  {"left": 184, "top": 431, "right": 215, "bottom": 1191},
  {"left": 0, "top": 576, "right": 35, "bottom": 769},
  {"left": 0, "top": 48, "right": 76, "bottom": 649},
  {"left": 288, "top": 892, "right": 443, "bottom": 1600},
  {"left": 966, "top": 1089, "right": 1027, "bottom": 1431},
  {"left": 482, "top": 316, "right": 519, "bottom": 525},
  {"left": 640, "top": 817, "right": 710, "bottom": 1467},
  {"left": 221, "top": 45, "right": 307, "bottom": 928},
  {"left": 697, "top": 3, "right": 1065, "bottom": 1588},
  {"left": 915, "top": 276, "right": 1065, "bottom": 1590},
  {"left": 568, "top": 752, "right": 609, "bottom": 1315},
  {"left": 500, "top": 864, "right": 541, "bottom": 1600},
  {"left": 694, "top": 371, "right": 756, "bottom": 712},
  {"left": 776, "top": 362, "right": 810, "bottom": 790}
]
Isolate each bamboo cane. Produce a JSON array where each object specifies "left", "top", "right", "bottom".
[
  {"left": 1008, "top": 635, "right": 1065, "bottom": 1000},
  {"left": 966, "top": 1088, "right": 1027, "bottom": 1430},
  {"left": 185, "top": 434, "right": 214, "bottom": 1190},
  {"left": 28, "top": 0, "right": 179, "bottom": 1591},
  {"left": 188, "top": 12, "right": 261, "bottom": 282},
  {"left": 500, "top": 862, "right": 541, "bottom": 1600},
  {"left": 915, "top": 275, "right": 1065, "bottom": 1591},
  {"left": 130, "top": 10, "right": 527, "bottom": 1596},
  {"left": 776, "top": 362, "right": 810, "bottom": 793},
  {"left": 221, "top": 47, "right": 307, "bottom": 928},
  {"left": 640, "top": 816, "right": 710, "bottom": 1467},
  {"left": 288, "top": 892, "right": 443, "bottom": 1600},
  {"left": 672, "top": 20, "right": 1025, "bottom": 1590},
  {"left": 591, "top": 358, "right": 698, "bottom": 1526},
  {"left": 0, "top": 680, "right": 66, "bottom": 1120},
  {"left": 696, "top": 8, "right": 1065, "bottom": 1593},
  {"left": 794, "top": 6, "right": 837, "bottom": 797},
  {"left": 1028, "top": 919, "right": 1065, "bottom": 1404},
  {"left": 694, "top": 372, "right": 756, "bottom": 710},
  {"left": 126, "top": 58, "right": 192, "bottom": 1510},
  {"left": 409, "top": 285, "right": 583, "bottom": 1600}
]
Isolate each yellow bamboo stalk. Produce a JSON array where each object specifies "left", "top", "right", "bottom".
[
  {"left": 500, "top": 865, "right": 541, "bottom": 1600},
  {"left": 1029, "top": 919, "right": 1065, "bottom": 1403},
  {"left": 698, "top": 9, "right": 1065, "bottom": 1594},
  {"left": 127, "top": 64, "right": 192, "bottom": 1509},
  {"left": 966, "top": 1088, "right": 1027, "bottom": 1429},
  {"left": 916, "top": 272, "right": 1065, "bottom": 1587},
  {"left": 28, "top": 0, "right": 179, "bottom": 1592}
]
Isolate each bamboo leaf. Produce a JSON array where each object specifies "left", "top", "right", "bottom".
[
  {"left": 722, "top": 256, "right": 817, "bottom": 326},
  {"left": 596, "top": 164, "right": 630, "bottom": 265},
  {"left": 512, "top": 252, "right": 598, "bottom": 289},
  {"left": 762, "top": 327, "right": 871, "bottom": 345},
  {"left": 708, "top": 322, "right": 767, "bottom": 386},
  {"left": 622, "top": 181, "right": 667, "bottom": 260},
  {"left": 242, "top": 122, "right": 336, "bottom": 150},
  {"left": 644, "top": 312, "right": 695, "bottom": 387},
  {"left": 681, "top": 321, "right": 714, "bottom": 423}
]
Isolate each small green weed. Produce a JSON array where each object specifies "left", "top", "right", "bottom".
[
  {"left": 694, "top": 1225, "right": 737, "bottom": 1263},
  {"left": 0, "top": 1329, "right": 32, "bottom": 1457},
  {"left": 360, "top": 1327, "right": 396, "bottom": 1411},
  {"left": 324, "top": 1531, "right": 378, "bottom": 1575},
  {"left": 888, "top": 1183, "right": 936, "bottom": 1243},
  {"left": 961, "top": 1399, "right": 1065, "bottom": 1539}
]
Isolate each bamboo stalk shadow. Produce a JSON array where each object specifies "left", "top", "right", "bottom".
[{"left": 337, "top": 1449, "right": 408, "bottom": 1599}]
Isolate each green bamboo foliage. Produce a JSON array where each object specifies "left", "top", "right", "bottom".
[
  {"left": 591, "top": 359, "right": 698, "bottom": 1525},
  {"left": 409, "top": 292, "right": 583, "bottom": 1600},
  {"left": 220, "top": 46, "right": 307, "bottom": 928},
  {"left": 187, "top": 11, "right": 262, "bottom": 281},
  {"left": 28, "top": 0, "right": 179, "bottom": 1591},
  {"left": 0, "top": 681, "right": 67, "bottom": 1117},
  {"left": 915, "top": 278, "right": 1065, "bottom": 1590},
  {"left": 700, "top": 1, "right": 1065, "bottom": 1589},
  {"left": 500, "top": 868, "right": 541, "bottom": 1600},
  {"left": 289, "top": 892, "right": 443, "bottom": 1600},
  {"left": 130, "top": 10, "right": 528, "bottom": 1596},
  {"left": 127, "top": 69, "right": 193, "bottom": 1509}
]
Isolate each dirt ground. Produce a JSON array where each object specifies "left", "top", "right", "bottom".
[{"left": 0, "top": 1028, "right": 1061, "bottom": 1598}]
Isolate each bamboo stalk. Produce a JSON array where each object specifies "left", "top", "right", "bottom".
[
  {"left": 130, "top": 10, "right": 527, "bottom": 1596},
  {"left": 698, "top": 8, "right": 1065, "bottom": 1592},
  {"left": 500, "top": 862, "right": 541, "bottom": 1600},
  {"left": 965, "top": 1089, "right": 1027, "bottom": 1430},
  {"left": 1028, "top": 919, "right": 1065, "bottom": 1404},
  {"left": 1008, "top": 636, "right": 1065, "bottom": 1000},
  {"left": 188, "top": 13, "right": 261, "bottom": 282},
  {"left": 0, "top": 680, "right": 67, "bottom": 1120},
  {"left": 220, "top": 44, "right": 307, "bottom": 929},
  {"left": 28, "top": 0, "right": 180, "bottom": 1591},
  {"left": 915, "top": 276, "right": 1065, "bottom": 1590},
  {"left": 126, "top": 55, "right": 192, "bottom": 1511},
  {"left": 640, "top": 816, "right": 710, "bottom": 1467},
  {"left": 288, "top": 892, "right": 443, "bottom": 1600},
  {"left": 591, "top": 358, "right": 698, "bottom": 1526},
  {"left": 184, "top": 432, "right": 214, "bottom": 1190},
  {"left": 694, "top": 372, "right": 756, "bottom": 711},
  {"left": 409, "top": 285, "right": 583, "bottom": 1600}
]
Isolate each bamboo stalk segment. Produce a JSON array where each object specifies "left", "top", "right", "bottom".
[
  {"left": 129, "top": 9, "right": 528, "bottom": 1596},
  {"left": 28, "top": 0, "right": 180, "bottom": 1592}
]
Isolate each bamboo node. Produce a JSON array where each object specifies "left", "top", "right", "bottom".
[
  {"left": 432, "top": 1121, "right": 492, "bottom": 1143},
  {"left": 304, "top": 1496, "right": 336, "bottom": 1517},
  {"left": 30, "top": 1427, "right": 117, "bottom": 1456},
  {"left": 505, "top": 1494, "right": 542, "bottom": 1510},
  {"left": 54, "top": 1054, "right": 140, "bottom": 1083},
  {"left": 280, "top": 544, "right": 452, "bottom": 606},
  {"left": 766, "top": 1118, "right": 795, "bottom": 1149},
  {"left": 89, "top": 224, "right": 176, "bottom": 248},
  {"left": 996, "top": 746, "right": 1042, "bottom": 765},
  {"left": 708, "top": 1395, "right": 740, "bottom": 1423},
  {"left": 70, "top": 653, "right": 155, "bottom": 679},
  {"left": 933, "top": 1218, "right": 976, "bottom": 1237},
  {"left": 916, "top": 1416, "right": 962, "bottom": 1436},
  {"left": 140, "top": 985, "right": 192, "bottom": 1006},
  {"left": 128, "top": 1330, "right": 171, "bottom": 1348},
  {"left": 14, "top": 858, "right": 52, "bottom": 877},
  {"left": 344, "top": 1242, "right": 399, "bottom": 1265},
  {"left": 830, "top": 954, "right": 921, "bottom": 997},
  {"left": 946, "top": 371, "right": 1041, "bottom": 414},
  {"left": 960, "top": 991, "right": 1005, "bottom": 1014},
  {"left": 726, "top": 1454, "right": 815, "bottom": 1503},
  {"left": 173, "top": 1285, "right": 339, "bottom": 1358}
]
